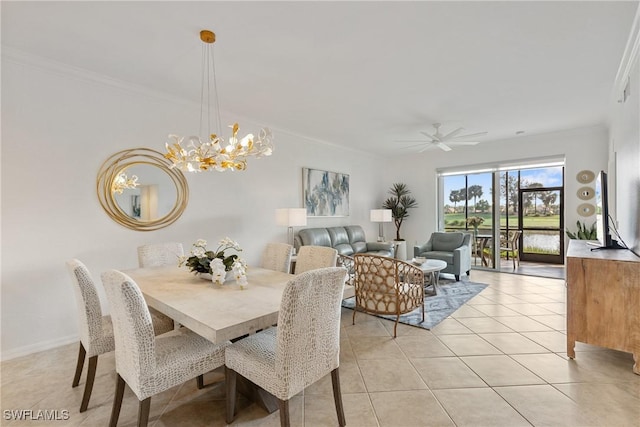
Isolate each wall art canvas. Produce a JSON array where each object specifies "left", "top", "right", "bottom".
[
  {"left": 131, "top": 195, "right": 141, "bottom": 219},
  {"left": 303, "top": 168, "right": 349, "bottom": 216}
]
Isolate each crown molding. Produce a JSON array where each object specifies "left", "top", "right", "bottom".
[
  {"left": 2, "top": 46, "right": 376, "bottom": 158},
  {"left": 1, "top": 46, "right": 193, "bottom": 106},
  {"left": 612, "top": 4, "right": 640, "bottom": 103}
]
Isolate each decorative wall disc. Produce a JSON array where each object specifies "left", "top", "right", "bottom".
[
  {"left": 577, "top": 203, "right": 595, "bottom": 217},
  {"left": 576, "top": 186, "right": 595, "bottom": 200},
  {"left": 576, "top": 170, "right": 595, "bottom": 184}
]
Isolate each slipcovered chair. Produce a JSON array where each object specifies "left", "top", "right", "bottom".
[
  {"left": 352, "top": 254, "right": 425, "bottom": 338},
  {"left": 137, "top": 243, "right": 182, "bottom": 336},
  {"left": 294, "top": 245, "right": 337, "bottom": 274},
  {"left": 137, "top": 242, "right": 184, "bottom": 268},
  {"left": 414, "top": 232, "right": 472, "bottom": 281},
  {"left": 66, "top": 259, "right": 175, "bottom": 413},
  {"left": 225, "top": 267, "right": 347, "bottom": 427},
  {"left": 261, "top": 242, "right": 294, "bottom": 273},
  {"left": 101, "top": 270, "right": 230, "bottom": 427}
]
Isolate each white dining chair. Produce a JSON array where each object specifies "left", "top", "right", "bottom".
[
  {"left": 66, "top": 259, "right": 174, "bottom": 413},
  {"left": 225, "top": 267, "right": 347, "bottom": 427},
  {"left": 101, "top": 269, "right": 230, "bottom": 427},
  {"left": 137, "top": 242, "right": 184, "bottom": 268},
  {"left": 136, "top": 243, "right": 181, "bottom": 338},
  {"left": 293, "top": 245, "right": 337, "bottom": 274},
  {"left": 261, "top": 242, "right": 293, "bottom": 273}
]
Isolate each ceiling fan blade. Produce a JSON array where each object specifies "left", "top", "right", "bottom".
[
  {"left": 418, "top": 144, "right": 438, "bottom": 153},
  {"left": 451, "top": 131, "right": 488, "bottom": 139},
  {"left": 399, "top": 142, "right": 431, "bottom": 150},
  {"left": 419, "top": 131, "right": 438, "bottom": 141},
  {"left": 436, "top": 142, "right": 452, "bottom": 152},
  {"left": 394, "top": 140, "right": 429, "bottom": 143},
  {"left": 446, "top": 141, "right": 481, "bottom": 146},
  {"left": 441, "top": 127, "right": 464, "bottom": 140}
]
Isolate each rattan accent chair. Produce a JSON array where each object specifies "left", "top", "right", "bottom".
[
  {"left": 66, "top": 259, "right": 175, "bottom": 413},
  {"left": 352, "top": 254, "right": 425, "bottom": 337},
  {"left": 294, "top": 245, "right": 338, "bottom": 274},
  {"left": 261, "top": 242, "right": 294, "bottom": 273},
  {"left": 101, "top": 270, "right": 230, "bottom": 427},
  {"left": 225, "top": 267, "right": 347, "bottom": 427}
]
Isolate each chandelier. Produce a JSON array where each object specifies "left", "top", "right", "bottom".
[
  {"left": 164, "top": 30, "right": 273, "bottom": 172},
  {"left": 111, "top": 171, "right": 139, "bottom": 194}
]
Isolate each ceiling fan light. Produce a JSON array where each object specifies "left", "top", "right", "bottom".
[{"left": 395, "top": 122, "right": 487, "bottom": 152}]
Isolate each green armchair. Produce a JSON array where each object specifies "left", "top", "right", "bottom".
[{"left": 414, "top": 232, "right": 472, "bottom": 281}]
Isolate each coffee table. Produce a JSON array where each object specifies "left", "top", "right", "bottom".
[{"left": 411, "top": 259, "right": 447, "bottom": 296}]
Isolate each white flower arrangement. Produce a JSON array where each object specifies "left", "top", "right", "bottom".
[{"left": 179, "top": 238, "right": 248, "bottom": 287}]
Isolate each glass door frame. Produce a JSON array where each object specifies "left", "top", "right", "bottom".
[{"left": 517, "top": 186, "right": 565, "bottom": 264}]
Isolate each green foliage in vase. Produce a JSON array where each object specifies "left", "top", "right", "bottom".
[
  {"left": 180, "top": 238, "right": 242, "bottom": 273},
  {"left": 566, "top": 221, "right": 597, "bottom": 240}
]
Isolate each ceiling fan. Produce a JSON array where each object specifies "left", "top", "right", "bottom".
[{"left": 396, "top": 123, "right": 488, "bottom": 152}]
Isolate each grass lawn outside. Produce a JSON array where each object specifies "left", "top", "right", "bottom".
[
  {"left": 444, "top": 213, "right": 562, "bottom": 255},
  {"left": 444, "top": 213, "right": 560, "bottom": 230}
]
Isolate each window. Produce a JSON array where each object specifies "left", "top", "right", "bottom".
[{"left": 438, "top": 161, "right": 564, "bottom": 270}]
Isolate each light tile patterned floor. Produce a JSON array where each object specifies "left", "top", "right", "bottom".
[{"left": 2, "top": 271, "right": 639, "bottom": 426}]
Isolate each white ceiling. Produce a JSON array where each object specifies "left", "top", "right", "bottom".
[{"left": 2, "top": 1, "right": 638, "bottom": 155}]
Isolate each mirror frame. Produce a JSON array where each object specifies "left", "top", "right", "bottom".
[{"left": 97, "top": 148, "right": 189, "bottom": 231}]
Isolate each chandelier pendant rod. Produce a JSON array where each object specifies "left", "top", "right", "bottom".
[
  {"left": 199, "top": 43, "right": 206, "bottom": 139},
  {"left": 209, "top": 45, "right": 223, "bottom": 140}
]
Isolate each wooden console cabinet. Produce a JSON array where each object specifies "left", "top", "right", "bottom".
[{"left": 566, "top": 240, "right": 640, "bottom": 374}]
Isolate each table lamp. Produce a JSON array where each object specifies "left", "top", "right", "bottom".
[
  {"left": 276, "top": 208, "right": 307, "bottom": 253},
  {"left": 370, "top": 209, "right": 392, "bottom": 242}
]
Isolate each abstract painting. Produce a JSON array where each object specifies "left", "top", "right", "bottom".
[{"left": 302, "top": 168, "right": 349, "bottom": 216}]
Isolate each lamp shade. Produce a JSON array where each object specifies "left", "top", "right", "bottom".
[
  {"left": 276, "top": 208, "right": 308, "bottom": 227},
  {"left": 370, "top": 209, "right": 392, "bottom": 222}
]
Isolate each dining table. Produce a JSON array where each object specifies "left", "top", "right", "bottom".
[
  {"left": 121, "top": 265, "right": 354, "bottom": 414},
  {"left": 123, "top": 265, "right": 296, "bottom": 345}
]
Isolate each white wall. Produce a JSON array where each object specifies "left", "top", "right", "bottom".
[
  {"left": 386, "top": 126, "right": 610, "bottom": 255},
  {"left": 0, "top": 54, "right": 387, "bottom": 359},
  {"left": 609, "top": 10, "right": 640, "bottom": 251}
]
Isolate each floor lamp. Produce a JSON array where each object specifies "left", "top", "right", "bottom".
[
  {"left": 276, "top": 208, "right": 307, "bottom": 254},
  {"left": 370, "top": 209, "right": 392, "bottom": 242}
]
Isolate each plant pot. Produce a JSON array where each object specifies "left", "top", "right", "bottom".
[
  {"left": 393, "top": 240, "right": 407, "bottom": 261},
  {"left": 197, "top": 271, "right": 233, "bottom": 286}
]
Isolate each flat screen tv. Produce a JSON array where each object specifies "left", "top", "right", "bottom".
[{"left": 593, "top": 170, "right": 623, "bottom": 250}]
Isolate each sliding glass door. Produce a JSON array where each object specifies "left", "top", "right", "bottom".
[
  {"left": 442, "top": 172, "right": 495, "bottom": 269},
  {"left": 519, "top": 186, "right": 564, "bottom": 264},
  {"left": 439, "top": 163, "right": 565, "bottom": 271}
]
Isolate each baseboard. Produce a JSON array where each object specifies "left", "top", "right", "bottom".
[{"left": 1, "top": 334, "right": 78, "bottom": 362}]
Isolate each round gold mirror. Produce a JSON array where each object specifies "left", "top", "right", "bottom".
[{"left": 97, "top": 148, "right": 189, "bottom": 231}]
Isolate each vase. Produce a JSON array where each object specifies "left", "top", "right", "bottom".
[
  {"left": 198, "top": 272, "right": 213, "bottom": 281},
  {"left": 197, "top": 271, "right": 233, "bottom": 287}
]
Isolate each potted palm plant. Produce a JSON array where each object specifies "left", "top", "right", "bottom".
[{"left": 382, "top": 183, "right": 418, "bottom": 241}]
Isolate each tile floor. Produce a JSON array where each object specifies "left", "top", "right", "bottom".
[{"left": 2, "top": 270, "right": 639, "bottom": 426}]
